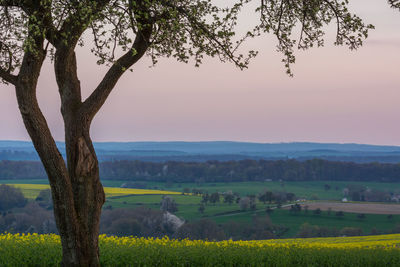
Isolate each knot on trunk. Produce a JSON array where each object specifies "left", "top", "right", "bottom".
[{"left": 75, "top": 137, "right": 96, "bottom": 179}]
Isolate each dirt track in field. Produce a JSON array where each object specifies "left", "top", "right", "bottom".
[{"left": 296, "top": 202, "right": 400, "bottom": 215}]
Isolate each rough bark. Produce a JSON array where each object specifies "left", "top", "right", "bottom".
[
  {"left": 14, "top": 49, "right": 84, "bottom": 265},
  {"left": 13, "top": 23, "right": 106, "bottom": 267},
  {"left": 16, "top": 58, "right": 105, "bottom": 266},
  {"left": 56, "top": 130, "right": 105, "bottom": 266},
  {"left": 53, "top": 47, "right": 106, "bottom": 266},
  {"left": 6, "top": 3, "right": 151, "bottom": 266}
]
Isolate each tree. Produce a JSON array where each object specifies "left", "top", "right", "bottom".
[
  {"left": 265, "top": 191, "right": 274, "bottom": 204},
  {"left": 239, "top": 196, "right": 250, "bottom": 211},
  {"left": 289, "top": 203, "right": 301, "bottom": 214},
  {"left": 336, "top": 210, "right": 345, "bottom": 217},
  {"left": 223, "top": 191, "right": 235, "bottom": 205},
  {"left": 201, "top": 193, "right": 209, "bottom": 205},
  {"left": 0, "top": 184, "right": 27, "bottom": 211},
  {"left": 324, "top": 184, "right": 331, "bottom": 191},
  {"left": 258, "top": 191, "right": 267, "bottom": 204},
  {"left": 357, "top": 213, "right": 366, "bottom": 220},
  {"left": 182, "top": 187, "right": 191, "bottom": 195},
  {"left": 313, "top": 208, "right": 322, "bottom": 215},
  {"left": 160, "top": 195, "right": 178, "bottom": 213},
  {"left": 327, "top": 207, "right": 332, "bottom": 215},
  {"left": 35, "top": 189, "right": 53, "bottom": 210},
  {"left": 265, "top": 206, "right": 274, "bottom": 215},
  {"left": 0, "top": 0, "right": 382, "bottom": 265},
  {"left": 249, "top": 195, "right": 257, "bottom": 211},
  {"left": 209, "top": 192, "right": 220, "bottom": 205},
  {"left": 198, "top": 203, "right": 205, "bottom": 214},
  {"left": 304, "top": 205, "right": 309, "bottom": 214},
  {"left": 286, "top": 192, "right": 296, "bottom": 202}
]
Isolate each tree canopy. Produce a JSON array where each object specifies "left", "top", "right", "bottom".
[{"left": 0, "top": 0, "right": 378, "bottom": 85}]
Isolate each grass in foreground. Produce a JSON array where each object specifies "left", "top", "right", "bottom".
[{"left": 1, "top": 233, "right": 400, "bottom": 266}]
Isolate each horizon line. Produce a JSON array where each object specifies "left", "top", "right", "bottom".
[{"left": 0, "top": 139, "right": 399, "bottom": 147}]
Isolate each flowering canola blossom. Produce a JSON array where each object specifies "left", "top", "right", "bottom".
[
  {"left": 6, "top": 184, "right": 180, "bottom": 198},
  {"left": 1, "top": 233, "right": 400, "bottom": 266}
]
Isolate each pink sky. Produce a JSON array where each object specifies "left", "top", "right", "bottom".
[{"left": 0, "top": 1, "right": 399, "bottom": 145}]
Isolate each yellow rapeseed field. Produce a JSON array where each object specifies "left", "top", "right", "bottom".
[
  {"left": 99, "top": 233, "right": 400, "bottom": 249},
  {"left": 1, "top": 233, "right": 400, "bottom": 266},
  {"left": 6, "top": 184, "right": 180, "bottom": 198},
  {"left": 1, "top": 232, "right": 399, "bottom": 249},
  {"left": 103, "top": 187, "right": 180, "bottom": 197}
]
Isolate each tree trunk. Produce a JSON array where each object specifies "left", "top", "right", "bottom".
[
  {"left": 55, "top": 49, "right": 105, "bottom": 266},
  {"left": 15, "top": 45, "right": 105, "bottom": 266},
  {"left": 17, "top": 87, "right": 105, "bottom": 266},
  {"left": 10, "top": 5, "right": 152, "bottom": 264},
  {"left": 61, "top": 121, "right": 105, "bottom": 267}
]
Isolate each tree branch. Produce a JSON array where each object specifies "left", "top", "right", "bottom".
[
  {"left": 51, "top": 1, "right": 113, "bottom": 120},
  {"left": 160, "top": 1, "right": 249, "bottom": 68},
  {"left": 389, "top": 0, "right": 400, "bottom": 10},
  {"left": 55, "top": 0, "right": 111, "bottom": 50},
  {"left": 0, "top": 0, "right": 24, "bottom": 7},
  {"left": 0, "top": 67, "right": 17, "bottom": 84},
  {"left": 0, "top": 39, "right": 17, "bottom": 84},
  {"left": 40, "top": 3, "right": 60, "bottom": 47},
  {"left": 82, "top": 26, "right": 152, "bottom": 120}
]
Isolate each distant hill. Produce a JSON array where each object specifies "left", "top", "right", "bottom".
[{"left": 1, "top": 140, "right": 400, "bottom": 163}]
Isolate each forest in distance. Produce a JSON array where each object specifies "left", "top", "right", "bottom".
[
  {"left": 1, "top": 158, "right": 400, "bottom": 183},
  {"left": 3, "top": 141, "right": 400, "bottom": 163}
]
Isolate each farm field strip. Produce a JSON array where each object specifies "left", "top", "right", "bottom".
[
  {"left": 253, "top": 233, "right": 400, "bottom": 247},
  {"left": 4, "top": 184, "right": 180, "bottom": 198},
  {"left": 128, "top": 180, "right": 400, "bottom": 200},
  {"left": 103, "top": 187, "right": 180, "bottom": 197},
  {"left": 298, "top": 201, "right": 400, "bottom": 215},
  {"left": 107, "top": 194, "right": 201, "bottom": 204},
  {"left": 1, "top": 233, "right": 400, "bottom": 266}
]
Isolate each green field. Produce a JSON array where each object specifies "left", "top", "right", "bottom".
[
  {"left": 157, "top": 180, "right": 400, "bottom": 200},
  {"left": 3, "top": 179, "right": 400, "bottom": 238},
  {"left": 104, "top": 193, "right": 400, "bottom": 237},
  {"left": 218, "top": 209, "right": 400, "bottom": 237}
]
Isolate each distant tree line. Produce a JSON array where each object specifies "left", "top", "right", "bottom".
[
  {"left": 0, "top": 161, "right": 45, "bottom": 179},
  {"left": 99, "top": 159, "right": 400, "bottom": 182},
  {"left": 5, "top": 149, "right": 400, "bottom": 163},
  {"left": 1, "top": 159, "right": 400, "bottom": 182}
]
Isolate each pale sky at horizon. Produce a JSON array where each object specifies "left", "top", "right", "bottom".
[{"left": 0, "top": 1, "right": 399, "bottom": 146}]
